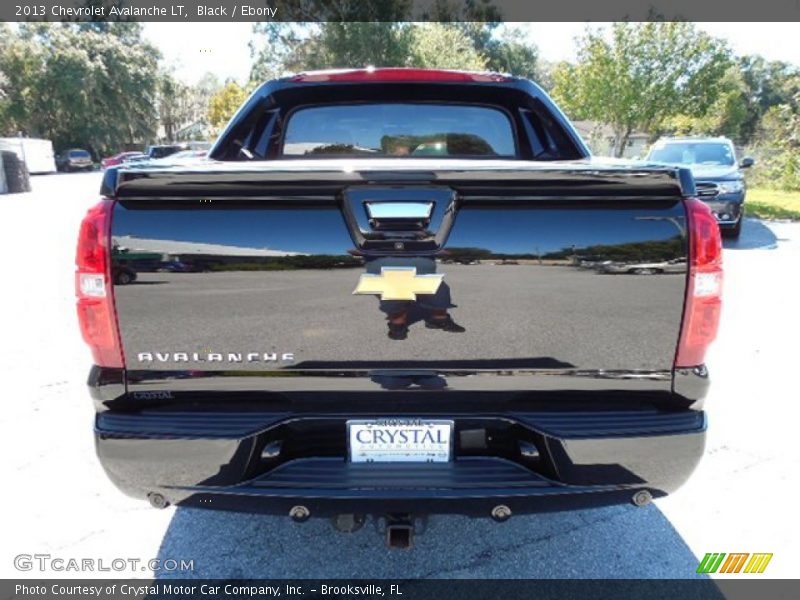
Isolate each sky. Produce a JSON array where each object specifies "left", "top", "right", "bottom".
[{"left": 142, "top": 22, "right": 800, "bottom": 85}]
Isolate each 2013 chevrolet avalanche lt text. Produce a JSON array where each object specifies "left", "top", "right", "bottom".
[{"left": 77, "top": 69, "right": 722, "bottom": 548}]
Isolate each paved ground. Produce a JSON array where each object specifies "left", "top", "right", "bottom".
[{"left": 1, "top": 172, "right": 798, "bottom": 579}]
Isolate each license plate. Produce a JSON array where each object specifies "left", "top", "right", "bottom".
[{"left": 347, "top": 418, "right": 453, "bottom": 463}]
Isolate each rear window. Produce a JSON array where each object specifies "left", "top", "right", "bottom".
[
  {"left": 647, "top": 142, "right": 735, "bottom": 166},
  {"left": 282, "top": 103, "right": 516, "bottom": 157},
  {"left": 69, "top": 150, "right": 90, "bottom": 158},
  {"left": 148, "top": 146, "right": 183, "bottom": 159}
]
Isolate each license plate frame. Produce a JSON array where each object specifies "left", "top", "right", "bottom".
[{"left": 347, "top": 418, "right": 454, "bottom": 463}]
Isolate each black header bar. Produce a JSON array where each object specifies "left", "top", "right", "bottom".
[
  {"left": 4, "top": 579, "right": 800, "bottom": 600},
  {"left": 3, "top": 0, "right": 799, "bottom": 22}
]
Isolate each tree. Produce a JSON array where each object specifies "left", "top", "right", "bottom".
[
  {"left": 250, "top": 23, "right": 314, "bottom": 82},
  {"left": 248, "top": 22, "right": 539, "bottom": 82},
  {"left": 661, "top": 66, "right": 750, "bottom": 141},
  {"left": 156, "top": 71, "right": 220, "bottom": 141},
  {"left": 248, "top": 0, "right": 414, "bottom": 80},
  {"left": 208, "top": 82, "right": 248, "bottom": 133},
  {"left": 535, "top": 60, "right": 558, "bottom": 92},
  {"left": 738, "top": 56, "right": 800, "bottom": 143},
  {"left": 749, "top": 77, "right": 800, "bottom": 190},
  {"left": 483, "top": 28, "right": 538, "bottom": 79},
  {"left": 0, "top": 24, "right": 42, "bottom": 136},
  {"left": 315, "top": 23, "right": 414, "bottom": 70},
  {"left": 251, "top": 23, "right": 412, "bottom": 79},
  {"left": 409, "top": 23, "right": 486, "bottom": 70},
  {"left": 158, "top": 71, "right": 194, "bottom": 142},
  {"left": 455, "top": 23, "right": 538, "bottom": 79},
  {"left": 0, "top": 23, "right": 161, "bottom": 155},
  {"left": 551, "top": 22, "right": 732, "bottom": 157},
  {"left": 250, "top": 23, "right": 414, "bottom": 76},
  {"left": 0, "top": 24, "right": 11, "bottom": 127}
]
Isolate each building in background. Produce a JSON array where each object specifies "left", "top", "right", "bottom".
[{"left": 572, "top": 121, "right": 650, "bottom": 159}]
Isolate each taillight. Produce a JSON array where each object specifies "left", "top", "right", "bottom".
[
  {"left": 675, "top": 198, "right": 723, "bottom": 367},
  {"left": 75, "top": 199, "right": 124, "bottom": 368}
]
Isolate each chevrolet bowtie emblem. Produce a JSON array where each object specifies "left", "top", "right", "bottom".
[{"left": 353, "top": 267, "right": 444, "bottom": 301}]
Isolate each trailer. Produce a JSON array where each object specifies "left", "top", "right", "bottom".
[{"left": 0, "top": 137, "right": 57, "bottom": 175}]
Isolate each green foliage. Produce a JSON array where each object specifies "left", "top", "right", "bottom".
[
  {"left": 209, "top": 255, "right": 362, "bottom": 271},
  {"left": 249, "top": 23, "right": 313, "bottom": 82},
  {"left": 250, "top": 23, "right": 414, "bottom": 77},
  {"left": 158, "top": 72, "right": 193, "bottom": 142},
  {"left": 158, "top": 71, "right": 221, "bottom": 141},
  {"left": 543, "top": 237, "right": 684, "bottom": 262},
  {"left": 409, "top": 23, "right": 486, "bottom": 70},
  {"left": 552, "top": 22, "right": 732, "bottom": 157},
  {"left": 747, "top": 92, "right": 800, "bottom": 191},
  {"left": 746, "top": 188, "right": 800, "bottom": 220},
  {"left": 470, "top": 25, "right": 538, "bottom": 79},
  {"left": 249, "top": 22, "right": 537, "bottom": 79},
  {"left": 207, "top": 82, "right": 248, "bottom": 133},
  {"left": 660, "top": 67, "right": 750, "bottom": 140},
  {"left": 316, "top": 23, "right": 415, "bottom": 70},
  {"left": 443, "top": 247, "right": 494, "bottom": 262},
  {"left": 0, "top": 24, "right": 11, "bottom": 126},
  {"left": 663, "top": 57, "right": 800, "bottom": 144},
  {"left": 0, "top": 23, "right": 160, "bottom": 156},
  {"left": 738, "top": 56, "right": 800, "bottom": 143}
]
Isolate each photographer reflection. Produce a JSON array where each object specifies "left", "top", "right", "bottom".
[{"left": 362, "top": 255, "right": 465, "bottom": 340}]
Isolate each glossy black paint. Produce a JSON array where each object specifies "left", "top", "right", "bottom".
[
  {"left": 89, "top": 75, "right": 711, "bottom": 516},
  {"left": 110, "top": 195, "right": 688, "bottom": 390}
]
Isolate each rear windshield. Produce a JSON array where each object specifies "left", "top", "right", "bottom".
[
  {"left": 648, "top": 142, "right": 735, "bottom": 166},
  {"left": 149, "top": 146, "right": 182, "bottom": 159},
  {"left": 282, "top": 103, "right": 516, "bottom": 157},
  {"left": 69, "top": 150, "right": 90, "bottom": 158}
]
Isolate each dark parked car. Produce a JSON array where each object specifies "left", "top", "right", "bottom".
[
  {"left": 146, "top": 144, "right": 186, "bottom": 160},
  {"left": 56, "top": 148, "right": 93, "bottom": 172},
  {"left": 112, "top": 264, "right": 137, "bottom": 285},
  {"left": 78, "top": 68, "right": 722, "bottom": 548},
  {"left": 646, "top": 137, "right": 753, "bottom": 238},
  {"left": 157, "top": 260, "right": 206, "bottom": 273}
]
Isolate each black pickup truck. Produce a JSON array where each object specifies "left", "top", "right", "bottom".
[{"left": 77, "top": 69, "right": 722, "bottom": 548}]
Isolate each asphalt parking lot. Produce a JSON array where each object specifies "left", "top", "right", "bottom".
[{"left": 1, "top": 172, "right": 798, "bottom": 579}]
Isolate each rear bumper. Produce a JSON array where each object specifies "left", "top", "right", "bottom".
[{"left": 95, "top": 409, "right": 706, "bottom": 517}]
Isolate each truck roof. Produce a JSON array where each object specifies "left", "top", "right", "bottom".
[
  {"left": 286, "top": 67, "right": 512, "bottom": 84},
  {"left": 654, "top": 136, "right": 734, "bottom": 144}
]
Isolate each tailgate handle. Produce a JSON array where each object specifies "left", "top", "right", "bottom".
[
  {"left": 366, "top": 202, "right": 433, "bottom": 230},
  {"left": 342, "top": 187, "right": 458, "bottom": 254}
]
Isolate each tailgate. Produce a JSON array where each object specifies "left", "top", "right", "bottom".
[{"left": 108, "top": 160, "right": 689, "bottom": 397}]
